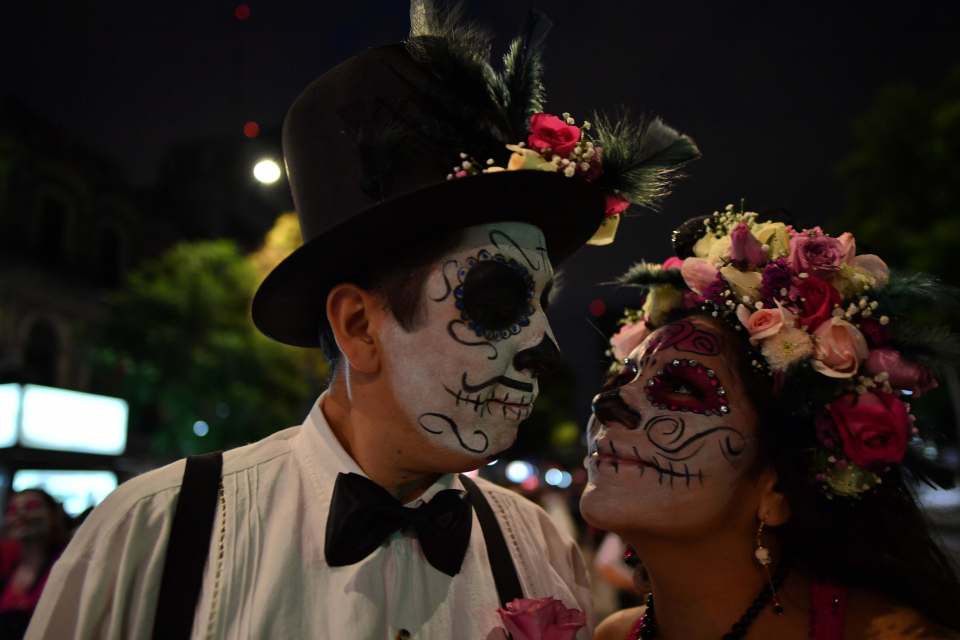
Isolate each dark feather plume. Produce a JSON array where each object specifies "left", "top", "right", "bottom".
[
  {"left": 494, "top": 10, "right": 551, "bottom": 139},
  {"left": 613, "top": 261, "right": 686, "bottom": 289},
  {"left": 406, "top": 0, "right": 511, "bottom": 156},
  {"left": 592, "top": 110, "right": 701, "bottom": 208}
]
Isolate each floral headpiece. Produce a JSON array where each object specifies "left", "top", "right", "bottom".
[
  {"left": 408, "top": 1, "right": 701, "bottom": 245},
  {"left": 609, "top": 204, "right": 959, "bottom": 498}
]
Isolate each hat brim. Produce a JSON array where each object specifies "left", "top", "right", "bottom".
[{"left": 252, "top": 170, "right": 606, "bottom": 347}]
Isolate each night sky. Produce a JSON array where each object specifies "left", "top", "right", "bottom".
[{"left": 6, "top": 1, "right": 960, "bottom": 426}]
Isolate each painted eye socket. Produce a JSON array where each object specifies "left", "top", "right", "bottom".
[
  {"left": 455, "top": 252, "right": 535, "bottom": 341},
  {"left": 645, "top": 359, "right": 731, "bottom": 416}
]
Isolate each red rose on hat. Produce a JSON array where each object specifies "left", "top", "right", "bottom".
[{"left": 528, "top": 113, "right": 581, "bottom": 157}]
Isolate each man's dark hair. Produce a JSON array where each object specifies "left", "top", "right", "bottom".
[{"left": 318, "top": 229, "right": 465, "bottom": 367}]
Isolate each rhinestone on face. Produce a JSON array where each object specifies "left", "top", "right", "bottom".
[
  {"left": 671, "top": 359, "right": 681, "bottom": 367},
  {"left": 687, "top": 360, "right": 697, "bottom": 367},
  {"left": 718, "top": 388, "right": 726, "bottom": 396},
  {"left": 719, "top": 405, "right": 730, "bottom": 414}
]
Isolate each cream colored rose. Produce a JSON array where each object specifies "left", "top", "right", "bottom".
[
  {"left": 752, "top": 222, "right": 791, "bottom": 260},
  {"left": 642, "top": 285, "right": 684, "bottom": 327},
  {"left": 719, "top": 265, "right": 762, "bottom": 302},
  {"left": 812, "top": 317, "right": 869, "bottom": 378},
  {"left": 691, "top": 230, "right": 723, "bottom": 259},
  {"left": 705, "top": 235, "right": 733, "bottom": 265}
]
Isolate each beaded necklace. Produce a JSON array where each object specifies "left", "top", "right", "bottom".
[{"left": 633, "top": 562, "right": 789, "bottom": 639}]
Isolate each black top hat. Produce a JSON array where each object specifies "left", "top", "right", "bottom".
[
  {"left": 252, "top": 44, "right": 605, "bottom": 347},
  {"left": 252, "top": 6, "right": 699, "bottom": 347}
]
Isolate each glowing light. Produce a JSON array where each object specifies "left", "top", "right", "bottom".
[
  {"left": 243, "top": 121, "right": 260, "bottom": 138},
  {"left": 253, "top": 159, "right": 282, "bottom": 184},
  {"left": 193, "top": 420, "right": 210, "bottom": 437},
  {"left": 234, "top": 4, "right": 251, "bottom": 20},
  {"left": 19, "top": 385, "right": 127, "bottom": 455},
  {"left": 544, "top": 468, "right": 563, "bottom": 486},
  {"left": 557, "top": 471, "right": 573, "bottom": 489},
  {"left": 505, "top": 461, "right": 533, "bottom": 484},
  {"left": 589, "top": 299, "right": 606, "bottom": 317},
  {"left": 13, "top": 469, "right": 118, "bottom": 517},
  {"left": 0, "top": 384, "right": 20, "bottom": 448}
]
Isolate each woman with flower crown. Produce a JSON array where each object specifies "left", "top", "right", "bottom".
[{"left": 582, "top": 206, "right": 960, "bottom": 640}]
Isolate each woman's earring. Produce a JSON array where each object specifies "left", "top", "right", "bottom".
[{"left": 755, "top": 519, "right": 785, "bottom": 615}]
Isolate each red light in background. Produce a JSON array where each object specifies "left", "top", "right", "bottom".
[
  {"left": 235, "top": 4, "right": 251, "bottom": 20},
  {"left": 588, "top": 299, "right": 607, "bottom": 317},
  {"left": 243, "top": 121, "right": 260, "bottom": 138}
]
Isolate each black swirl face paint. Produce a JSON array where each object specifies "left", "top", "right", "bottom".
[{"left": 378, "top": 223, "right": 557, "bottom": 458}]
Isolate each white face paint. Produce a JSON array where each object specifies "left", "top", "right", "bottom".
[
  {"left": 379, "top": 222, "right": 558, "bottom": 460},
  {"left": 580, "top": 317, "right": 759, "bottom": 536}
]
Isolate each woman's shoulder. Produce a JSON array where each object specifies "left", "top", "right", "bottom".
[
  {"left": 844, "top": 588, "right": 959, "bottom": 639},
  {"left": 594, "top": 606, "right": 646, "bottom": 640}
]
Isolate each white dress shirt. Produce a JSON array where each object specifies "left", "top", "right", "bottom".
[{"left": 27, "top": 396, "right": 592, "bottom": 639}]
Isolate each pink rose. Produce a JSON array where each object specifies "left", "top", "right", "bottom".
[
  {"left": 528, "top": 113, "right": 581, "bottom": 157},
  {"left": 730, "top": 223, "right": 767, "bottom": 268},
  {"left": 604, "top": 194, "right": 630, "bottom": 218},
  {"left": 837, "top": 232, "right": 857, "bottom": 264},
  {"left": 812, "top": 317, "right": 869, "bottom": 378},
  {"left": 865, "top": 348, "right": 939, "bottom": 397},
  {"left": 851, "top": 254, "right": 890, "bottom": 287},
  {"left": 793, "top": 276, "right": 842, "bottom": 330},
  {"left": 736, "top": 302, "right": 795, "bottom": 345},
  {"left": 827, "top": 392, "right": 910, "bottom": 468},
  {"left": 498, "top": 597, "right": 586, "bottom": 640},
  {"left": 788, "top": 233, "right": 845, "bottom": 277},
  {"left": 610, "top": 320, "right": 650, "bottom": 361},
  {"left": 662, "top": 256, "right": 683, "bottom": 270},
  {"left": 680, "top": 257, "right": 719, "bottom": 295}
]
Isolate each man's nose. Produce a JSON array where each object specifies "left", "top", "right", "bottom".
[
  {"left": 591, "top": 389, "right": 643, "bottom": 430},
  {"left": 513, "top": 334, "right": 562, "bottom": 378}
]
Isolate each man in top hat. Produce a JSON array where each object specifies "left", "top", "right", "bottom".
[{"left": 28, "top": 4, "right": 697, "bottom": 638}]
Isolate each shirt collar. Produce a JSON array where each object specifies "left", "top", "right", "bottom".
[{"left": 297, "top": 392, "right": 464, "bottom": 506}]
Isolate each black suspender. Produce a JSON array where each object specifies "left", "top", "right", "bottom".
[
  {"left": 152, "top": 451, "right": 222, "bottom": 640},
  {"left": 152, "top": 457, "right": 523, "bottom": 639},
  {"left": 458, "top": 473, "right": 524, "bottom": 607}
]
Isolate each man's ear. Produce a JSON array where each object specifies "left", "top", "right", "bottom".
[
  {"left": 756, "top": 469, "right": 791, "bottom": 527},
  {"left": 326, "top": 283, "right": 385, "bottom": 374}
]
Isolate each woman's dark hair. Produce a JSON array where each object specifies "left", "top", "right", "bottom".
[
  {"left": 687, "top": 311, "right": 960, "bottom": 631},
  {"left": 317, "top": 229, "right": 465, "bottom": 366}
]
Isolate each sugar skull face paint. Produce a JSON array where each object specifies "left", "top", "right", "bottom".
[
  {"left": 580, "top": 317, "right": 760, "bottom": 535},
  {"left": 379, "top": 222, "right": 560, "bottom": 460}
]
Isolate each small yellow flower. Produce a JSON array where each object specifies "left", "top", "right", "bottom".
[
  {"left": 505, "top": 145, "right": 560, "bottom": 172},
  {"left": 719, "top": 266, "right": 762, "bottom": 302},
  {"left": 642, "top": 284, "right": 684, "bottom": 327}
]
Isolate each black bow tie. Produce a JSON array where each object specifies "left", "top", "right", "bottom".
[{"left": 324, "top": 472, "right": 474, "bottom": 577}]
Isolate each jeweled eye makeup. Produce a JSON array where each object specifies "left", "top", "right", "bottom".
[{"left": 644, "top": 358, "right": 730, "bottom": 416}]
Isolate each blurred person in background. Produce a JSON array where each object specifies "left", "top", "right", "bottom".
[
  {"left": 584, "top": 209, "right": 960, "bottom": 639},
  {"left": 0, "top": 490, "right": 67, "bottom": 639}
]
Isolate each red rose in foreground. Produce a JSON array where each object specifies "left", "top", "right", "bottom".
[
  {"left": 828, "top": 392, "right": 909, "bottom": 468},
  {"left": 498, "top": 597, "right": 586, "bottom": 640},
  {"left": 794, "top": 275, "right": 841, "bottom": 330},
  {"left": 528, "top": 113, "right": 581, "bottom": 157}
]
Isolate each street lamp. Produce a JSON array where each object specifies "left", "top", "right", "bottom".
[{"left": 253, "top": 158, "right": 282, "bottom": 185}]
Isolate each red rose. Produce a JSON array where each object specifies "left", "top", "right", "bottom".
[
  {"left": 794, "top": 276, "right": 841, "bottom": 330},
  {"left": 604, "top": 194, "right": 630, "bottom": 217},
  {"left": 828, "top": 392, "right": 909, "bottom": 468},
  {"left": 528, "top": 113, "right": 581, "bottom": 157},
  {"left": 498, "top": 597, "right": 586, "bottom": 640},
  {"left": 858, "top": 317, "right": 889, "bottom": 348}
]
